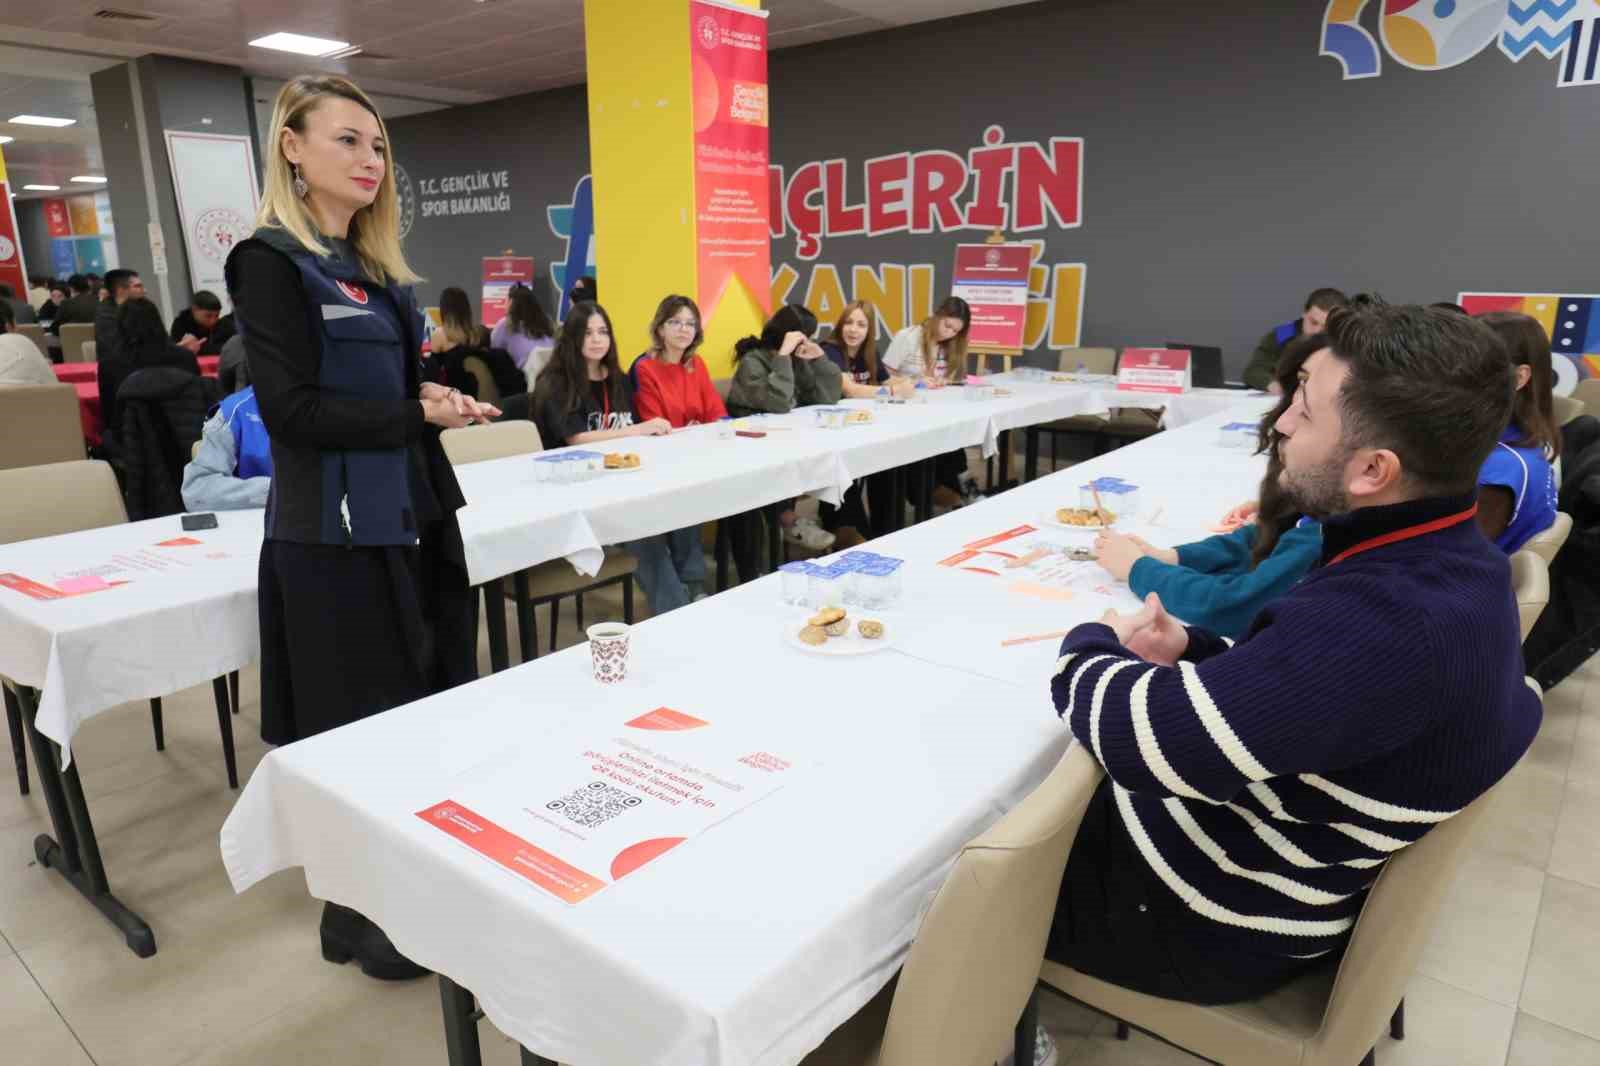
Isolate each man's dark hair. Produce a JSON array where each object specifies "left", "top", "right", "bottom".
[
  {"left": 105, "top": 269, "right": 139, "bottom": 297},
  {"left": 1430, "top": 301, "right": 1469, "bottom": 315},
  {"left": 1324, "top": 300, "right": 1514, "bottom": 496},
  {"left": 0, "top": 301, "right": 14, "bottom": 331},
  {"left": 0, "top": 282, "right": 14, "bottom": 300},
  {"left": 1304, "top": 287, "right": 1348, "bottom": 313},
  {"left": 67, "top": 273, "right": 89, "bottom": 295},
  {"left": 191, "top": 290, "right": 222, "bottom": 313}
]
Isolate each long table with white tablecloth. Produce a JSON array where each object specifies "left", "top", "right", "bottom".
[{"left": 219, "top": 401, "right": 1274, "bottom": 1066}]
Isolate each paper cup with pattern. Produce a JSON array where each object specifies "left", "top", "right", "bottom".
[{"left": 587, "top": 622, "right": 631, "bottom": 684}]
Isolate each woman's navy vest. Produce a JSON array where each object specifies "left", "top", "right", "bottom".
[{"left": 276, "top": 244, "right": 420, "bottom": 546}]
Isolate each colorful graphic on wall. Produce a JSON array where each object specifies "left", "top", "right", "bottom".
[
  {"left": 1460, "top": 292, "right": 1600, "bottom": 389},
  {"left": 547, "top": 174, "right": 595, "bottom": 319},
  {"left": 1320, "top": 0, "right": 1600, "bottom": 84}
]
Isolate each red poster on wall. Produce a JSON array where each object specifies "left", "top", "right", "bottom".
[
  {"left": 689, "top": 0, "right": 772, "bottom": 321},
  {"left": 481, "top": 256, "right": 535, "bottom": 329},
  {"left": 44, "top": 197, "right": 73, "bottom": 237}
]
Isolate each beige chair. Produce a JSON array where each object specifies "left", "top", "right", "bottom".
[
  {"left": 16, "top": 322, "right": 49, "bottom": 358},
  {"left": 440, "top": 422, "right": 637, "bottom": 663},
  {"left": 461, "top": 355, "right": 502, "bottom": 407},
  {"left": 0, "top": 383, "right": 87, "bottom": 470},
  {"left": 1036, "top": 348, "right": 1118, "bottom": 468},
  {"left": 1571, "top": 377, "right": 1600, "bottom": 416},
  {"left": 1511, "top": 550, "right": 1550, "bottom": 641},
  {"left": 1551, "top": 394, "right": 1585, "bottom": 426},
  {"left": 1101, "top": 349, "right": 1165, "bottom": 447},
  {"left": 1522, "top": 511, "right": 1571, "bottom": 567},
  {"left": 1038, "top": 752, "right": 1524, "bottom": 1066},
  {"left": 0, "top": 461, "right": 240, "bottom": 795},
  {"left": 81, "top": 340, "right": 96, "bottom": 362},
  {"left": 59, "top": 323, "right": 95, "bottom": 363},
  {"left": 802, "top": 744, "right": 1104, "bottom": 1066}
]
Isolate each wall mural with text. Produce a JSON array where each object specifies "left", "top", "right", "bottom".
[
  {"left": 543, "top": 124, "right": 1088, "bottom": 352},
  {"left": 1321, "top": 0, "right": 1600, "bottom": 86}
]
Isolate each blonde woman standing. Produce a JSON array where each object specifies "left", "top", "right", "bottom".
[{"left": 226, "top": 75, "right": 495, "bottom": 981}]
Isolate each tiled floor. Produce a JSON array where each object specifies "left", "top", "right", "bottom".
[{"left": 3, "top": 499, "right": 1598, "bottom": 1065}]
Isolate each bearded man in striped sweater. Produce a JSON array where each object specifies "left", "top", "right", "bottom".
[{"left": 1047, "top": 301, "right": 1542, "bottom": 1003}]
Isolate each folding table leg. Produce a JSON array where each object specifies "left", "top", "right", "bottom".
[
  {"left": 4, "top": 685, "right": 27, "bottom": 795},
  {"left": 765, "top": 504, "right": 781, "bottom": 573},
  {"left": 1390, "top": 998, "right": 1405, "bottom": 1039},
  {"left": 997, "top": 429, "right": 1013, "bottom": 492},
  {"left": 212, "top": 677, "right": 238, "bottom": 789},
  {"left": 513, "top": 572, "right": 536, "bottom": 664},
  {"left": 575, "top": 593, "right": 584, "bottom": 633},
  {"left": 714, "top": 521, "right": 731, "bottom": 592},
  {"left": 149, "top": 697, "right": 164, "bottom": 751},
  {"left": 438, "top": 974, "right": 484, "bottom": 1066},
  {"left": 18, "top": 684, "right": 156, "bottom": 957},
  {"left": 622, "top": 576, "right": 635, "bottom": 623},
  {"left": 548, "top": 600, "right": 560, "bottom": 653},
  {"left": 1024, "top": 426, "right": 1040, "bottom": 483},
  {"left": 482, "top": 579, "right": 510, "bottom": 674},
  {"left": 228, "top": 670, "right": 239, "bottom": 716},
  {"left": 520, "top": 1049, "right": 558, "bottom": 1066}
]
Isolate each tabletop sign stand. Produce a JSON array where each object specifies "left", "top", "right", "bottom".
[
  {"left": 1116, "top": 348, "right": 1192, "bottom": 394},
  {"left": 955, "top": 231, "right": 1029, "bottom": 376}
]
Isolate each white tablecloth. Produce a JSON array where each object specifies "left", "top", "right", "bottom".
[
  {"left": 0, "top": 511, "right": 264, "bottom": 763},
  {"left": 220, "top": 405, "right": 1270, "bottom": 1066}
]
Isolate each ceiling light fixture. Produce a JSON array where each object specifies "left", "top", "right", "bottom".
[
  {"left": 10, "top": 115, "right": 76, "bottom": 127},
  {"left": 249, "top": 32, "right": 352, "bottom": 57},
  {"left": 71, "top": 175, "right": 108, "bottom": 184},
  {"left": 23, "top": 184, "right": 61, "bottom": 191}
]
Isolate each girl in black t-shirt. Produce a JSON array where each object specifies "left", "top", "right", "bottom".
[{"left": 522, "top": 301, "right": 669, "bottom": 447}]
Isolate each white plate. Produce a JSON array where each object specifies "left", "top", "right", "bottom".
[
  {"left": 1038, "top": 511, "right": 1115, "bottom": 533},
  {"left": 784, "top": 613, "right": 897, "bottom": 656}
]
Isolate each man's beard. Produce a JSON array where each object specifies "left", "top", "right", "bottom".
[{"left": 1279, "top": 450, "right": 1351, "bottom": 519}]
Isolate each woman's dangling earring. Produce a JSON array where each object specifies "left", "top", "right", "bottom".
[{"left": 292, "top": 164, "right": 308, "bottom": 199}]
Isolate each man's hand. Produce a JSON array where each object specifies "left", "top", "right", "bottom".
[
  {"left": 1125, "top": 593, "right": 1189, "bottom": 666},
  {"left": 178, "top": 334, "right": 203, "bottom": 354},
  {"left": 1100, "top": 593, "right": 1188, "bottom": 666}
]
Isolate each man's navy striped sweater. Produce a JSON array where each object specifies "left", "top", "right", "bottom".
[{"left": 1053, "top": 492, "right": 1541, "bottom": 960}]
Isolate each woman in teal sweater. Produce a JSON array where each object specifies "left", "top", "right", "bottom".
[{"left": 1092, "top": 332, "right": 1325, "bottom": 639}]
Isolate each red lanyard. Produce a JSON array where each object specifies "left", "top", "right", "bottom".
[
  {"left": 600, "top": 381, "right": 610, "bottom": 427},
  {"left": 1325, "top": 504, "right": 1478, "bottom": 567}
]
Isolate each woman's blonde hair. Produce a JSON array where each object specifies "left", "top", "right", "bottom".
[{"left": 258, "top": 75, "right": 419, "bottom": 285}]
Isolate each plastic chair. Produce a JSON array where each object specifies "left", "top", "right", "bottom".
[
  {"left": 1522, "top": 512, "right": 1571, "bottom": 567},
  {"left": 59, "top": 323, "right": 95, "bottom": 363},
  {"left": 1571, "top": 378, "right": 1600, "bottom": 416},
  {"left": 0, "top": 461, "right": 239, "bottom": 794},
  {"left": 16, "top": 322, "right": 49, "bottom": 358},
  {"left": 0, "top": 384, "right": 87, "bottom": 470},
  {"left": 1551, "top": 394, "right": 1585, "bottom": 426},
  {"left": 1037, "top": 749, "right": 1525, "bottom": 1066},
  {"left": 440, "top": 422, "right": 637, "bottom": 661},
  {"left": 1511, "top": 550, "right": 1550, "bottom": 641},
  {"left": 1102, "top": 348, "right": 1165, "bottom": 447},
  {"left": 801, "top": 744, "right": 1104, "bottom": 1066},
  {"left": 1035, "top": 348, "right": 1117, "bottom": 469}
]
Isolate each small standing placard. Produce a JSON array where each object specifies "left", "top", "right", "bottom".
[
  {"left": 952, "top": 233, "right": 1029, "bottom": 374},
  {"left": 1116, "top": 348, "right": 1192, "bottom": 394}
]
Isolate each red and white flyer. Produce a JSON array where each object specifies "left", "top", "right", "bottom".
[{"left": 416, "top": 708, "right": 797, "bottom": 904}]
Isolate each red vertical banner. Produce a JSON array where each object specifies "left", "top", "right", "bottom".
[
  {"left": 0, "top": 170, "right": 27, "bottom": 297},
  {"left": 44, "top": 197, "right": 73, "bottom": 237},
  {"left": 689, "top": 0, "right": 772, "bottom": 321},
  {"left": 951, "top": 244, "right": 1031, "bottom": 350},
  {"left": 481, "top": 255, "right": 535, "bottom": 329}
]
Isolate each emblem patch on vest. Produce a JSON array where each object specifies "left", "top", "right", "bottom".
[{"left": 335, "top": 280, "right": 369, "bottom": 305}]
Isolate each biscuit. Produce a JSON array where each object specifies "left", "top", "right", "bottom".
[
  {"left": 825, "top": 618, "right": 849, "bottom": 637},
  {"left": 604, "top": 453, "right": 640, "bottom": 469},
  {"left": 798, "top": 625, "right": 829, "bottom": 646},
  {"left": 858, "top": 620, "right": 885, "bottom": 639},
  {"left": 808, "top": 607, "right": 846, "bottom": 627}
]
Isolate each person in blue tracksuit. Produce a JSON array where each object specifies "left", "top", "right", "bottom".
[
  {"left": 1092, "top": 332, "right": 1326, "bottom": 639},
  {"left": 1474, "top": 311, "right": 1560, "bottom": 554},
  {"left": 181, "top": 386, "right": 273, "bottom": 511}
]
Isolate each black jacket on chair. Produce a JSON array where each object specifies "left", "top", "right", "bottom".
[
  {"left": 438, "top": 345, "right": 525, "bottom": 403},
  {"left": 116, "top": 368, "right": 219, "bottom": 520}
]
